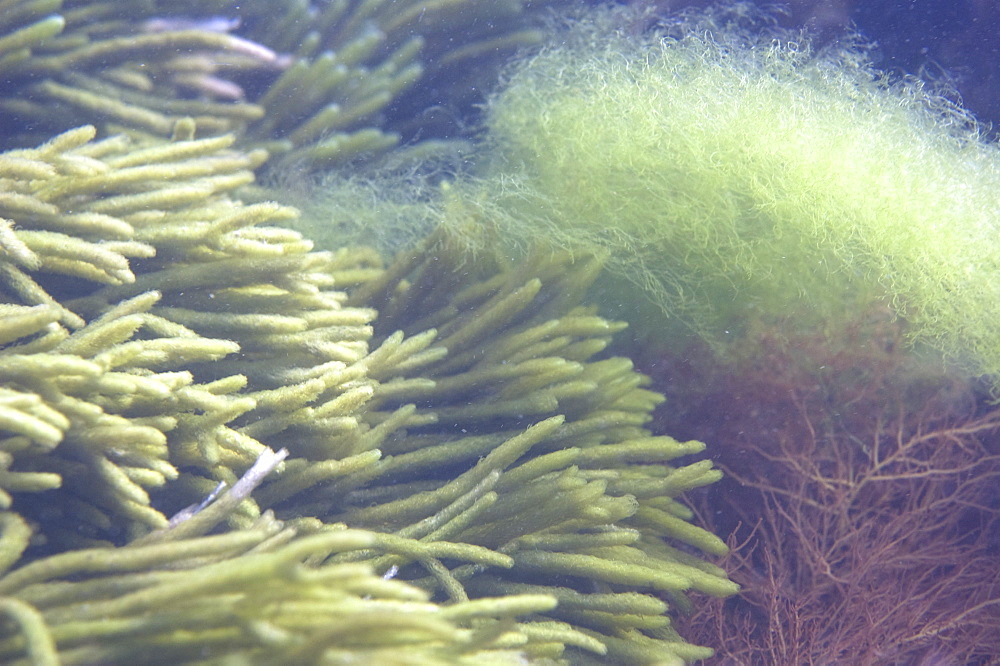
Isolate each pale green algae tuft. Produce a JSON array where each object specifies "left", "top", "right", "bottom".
[{"left": 469, "top": 7, "right": 1000, "bottom": 377}]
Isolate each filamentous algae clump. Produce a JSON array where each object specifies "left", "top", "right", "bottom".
[{"left": 476, "top": 9, "right": 1000, "bottom": 378}]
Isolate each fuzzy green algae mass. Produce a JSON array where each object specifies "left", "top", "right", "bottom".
[
  {"left": 479, "top": 9, "right": 1000, "bottom": 378},
  {"left": 0, "top": 126, "right": 734, "bottom": 663}
]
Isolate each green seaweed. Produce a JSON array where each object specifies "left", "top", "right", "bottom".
[
  {"left": 0, "top": 0, "right": 567, "bottom": 168},
  {"left": 445, "top": 6, "right": 1000, "bottom": 380},
  {"left": 0, "top": 3, "right": 747, "bottom": 662},
  {"left": 0, "top": 123, "right": 734, "bottom": 663}
]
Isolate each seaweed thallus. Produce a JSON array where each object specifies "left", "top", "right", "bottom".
[
  {"left": 0, "top": 118, "right": 734, "bottom": 663},
  {"left": 0, "top": 0, "right": 566, "bottom": 167},
  {"left": 466, "top": 9, "right": 1000, "bottom": 380}
]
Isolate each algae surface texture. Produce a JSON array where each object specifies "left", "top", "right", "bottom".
[
  {"left": 0, "top": 2, "right": 736, "bottom": 657},
  {"left": 0, "top": 0, "right": 566, "bottom": 169},
  {"left": 473, "top": 7, "right": 1000, "bottom": 379}
]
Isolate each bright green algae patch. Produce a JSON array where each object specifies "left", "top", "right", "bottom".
[{"left": 478, "top": 10, "right": 1000, "bottom": 377}]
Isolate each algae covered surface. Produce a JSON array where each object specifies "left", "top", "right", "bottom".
[
  {"left": 473, "top": 6, "right": 1000, "bottom": 378},
  {"left": 0, "top": 3, "right": 737, "bottom": 663},
  {"left": 0, "top": 125, "right": 734, "bottom": 664},
  {"left": 0, "top": 0, "right": 567, "bottom": 168},
  {"left": 13, "top": 0, "right": 998, "bottom": 662}
]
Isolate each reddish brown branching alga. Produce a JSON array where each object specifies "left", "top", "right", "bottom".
[{"left": 645, "top": 307, "right": 1000, "bottom": 664}]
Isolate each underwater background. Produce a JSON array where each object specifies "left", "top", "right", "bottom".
[{"left": 0, "top": 0, "right": 998, "bottom": 664}]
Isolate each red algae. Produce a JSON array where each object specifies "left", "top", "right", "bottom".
[{"left": 642, "top": 306, "right": 1000, "bottom": 663}]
